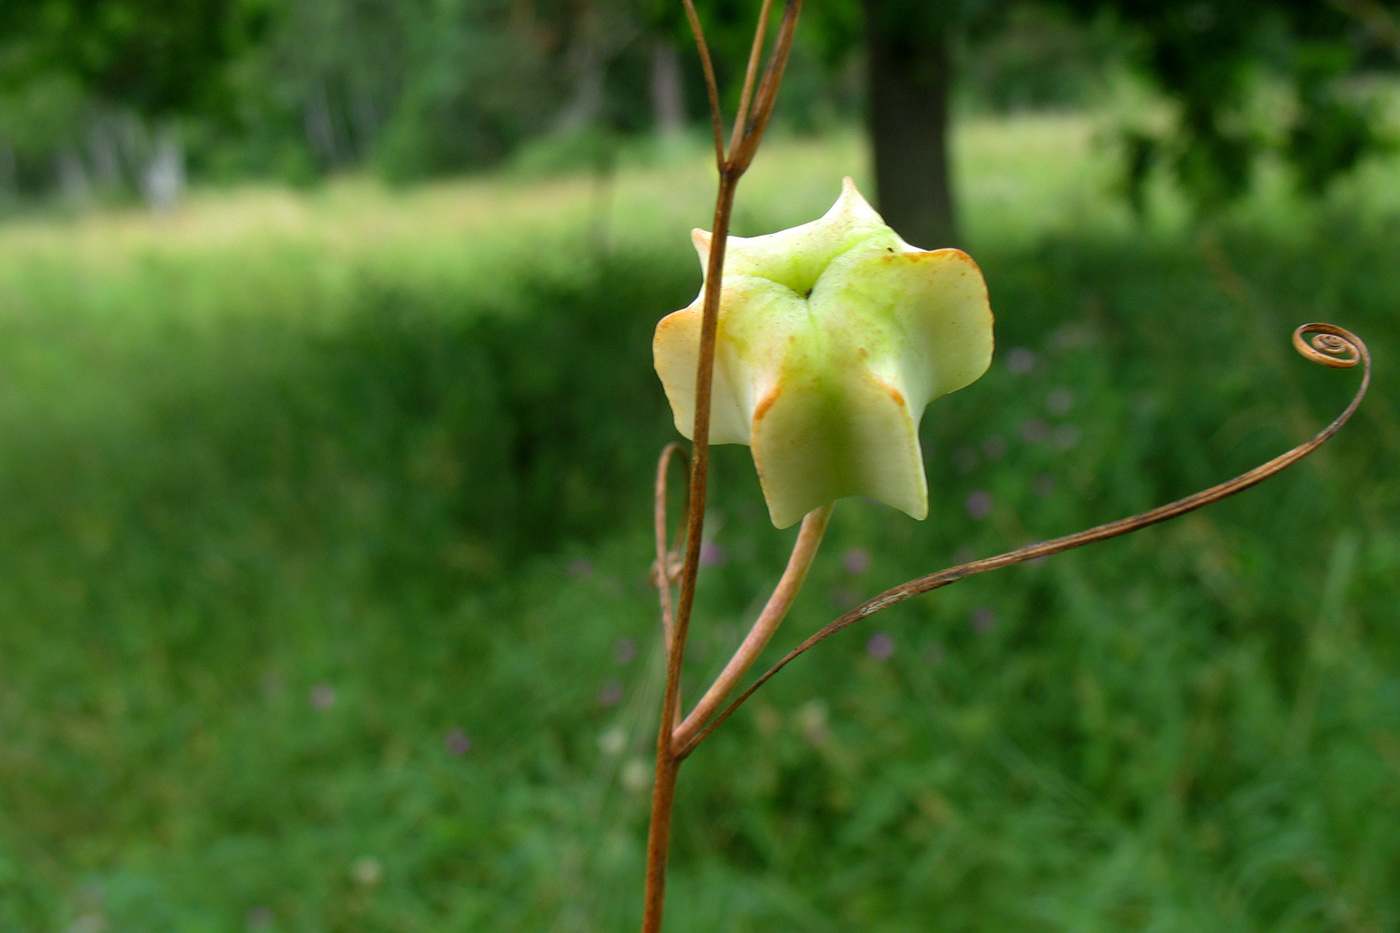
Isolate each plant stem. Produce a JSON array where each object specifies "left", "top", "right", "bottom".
[
  {"left": 638, "top": 174, "right": 738, "bottom": 933},
  {"left": 673, "top": 503, "right": 833, "bottom": 757},
  {"left": 639, "top": 751, "right": 681, "bottom": 933},
  {"left": 729, "top": 0, "right": 776, "bottom": 157},
  {"left": 641, "top": 7, "right": 803, "bottom": 930}
]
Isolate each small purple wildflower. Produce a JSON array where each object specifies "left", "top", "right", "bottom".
[
  {"left": 1006, "top": 347, "right": 1039, "bottom": 374},
  {"left": 309, "top": 684, "right": 336, "bottom": 711},
  {"left": 953, "top": 446, "right": 979, "bottom": 473},
  {"left": 613, "top": 637, "right": 636, "bottom": 665},
  {"left": 965, "top": 490, "right": 993, "bottom": 520},
  {"left": 831, "top": 586, "right": 859, "bottom": 610},
  {"left": 1052, "top": 425, "right": 1081, "bottom": 450},
  {"left": 1050, "top": 322, "right": 1091, "bottom": 351},
  {"left": 246, "top": 906, "right": 275, "bottom": 930},
  {"left": 445, "top": 728, "right": 472, "bottom": 756},
  {"left": 699, "top": 540, "right": 728, "bottom": 567},
  {"left": 971, "top": 606, "right": 997, "bottom": 632},
  {"left": 866, "top": 632, "right": 896, "bottom": 661},
  {"left": 1020, "top": 418, "right": 1049, "bottom": 444},
  {"left": 842, "top": 547, "right": 871, "bottom": 576},
  {"left": 1046, "top": 388, "right": 1075, "bottom": 416},
  {"left": 598, "top": 682, "right": 624, "bottom": 707}
]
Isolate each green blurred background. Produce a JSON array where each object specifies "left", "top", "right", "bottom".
[{"left": 1, "top": 2, "right": 1399, "bottom": 931}]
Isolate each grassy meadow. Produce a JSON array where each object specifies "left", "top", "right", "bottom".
[{"left": 2, "top": 114, "right": 1399, "bottom": 932}]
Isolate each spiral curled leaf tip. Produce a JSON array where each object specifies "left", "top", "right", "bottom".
[{"left": 1294, "top": 322, "right": 1366, "bottom": 369}]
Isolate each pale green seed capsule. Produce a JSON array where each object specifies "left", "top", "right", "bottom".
[{"left": 654, "top": 178, "right": 994, "bottom": 528}]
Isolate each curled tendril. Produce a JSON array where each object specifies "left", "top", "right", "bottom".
[
  {"left": 1294, "top": 322, "right": 1364, "bottom": 369},
  {"left": 677, "top": 322, "right": 1372, "bottom": 758},
  {"left": 652, "top": 442, "right": 690, "bottom": 652}
]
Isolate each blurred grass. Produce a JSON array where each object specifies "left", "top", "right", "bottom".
[{"left": 1, "top": 114, "right": 1398, "bottom": 932}]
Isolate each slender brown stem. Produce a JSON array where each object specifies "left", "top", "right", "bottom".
[
  {"left": 729, "top": 0, "right": 803, "bottom": 175},
  {"left": 640, "top": 6, "right": 806, "bottom": 930},
  {"left": 671, "top": 174, "right": 736, "bottom": 666},
  {"left": 639, "top": 751, "right": 681, "bottom": 933},
  {"left": 681, "top": 323, "right": 1371, "bottom": 754},
  {"left": 673, "top": 503, "right": 833, "bottom": 756},
  {"left": 637, "top": 58, "right": 746, "bottom": 933},
  {"left": 638, "top": 159, "right": 738, "bottom": 933},
  {"left": 681, "top": 0, "right": 726, "bottom": 164},
  {"left": 748, "top": 1, "right": 802, "bottom": 133},
  {"left": 729, "top": 0, "right": 776, "bottom": 158}
]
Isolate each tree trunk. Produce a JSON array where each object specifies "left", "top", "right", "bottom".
[
  {"left": 88, "top": 111, "right": 123, "bottom": 192},
  {"left": 304, "top": 77, "right": 344, "bottom": 168},
  {"left": 650, "top": 38, "right": 685, "bottom": 139},
  {"left": 554, "top": 1, "right": 605, "bottom": 134},
  {"left": 141, "top": 122, "right": 185, "bottom": 212},
  {"left": 861, "top": 0, "right": 958, "bottom": 248},
  {"left": 555, "top": 38, "right": 605, "bottom": 133},
  {"left": 57, "top": 148, "right": 90, "bottom": 205}
]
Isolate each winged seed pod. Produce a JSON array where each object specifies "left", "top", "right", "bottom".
[{"left": 654, "top": 178, "right": 995, "bottom": 528}]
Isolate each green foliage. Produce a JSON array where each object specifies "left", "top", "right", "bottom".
[
  {"left": 0, "top": 73, "right": 90, "bottom": 156},
  {"left": 371, "top": 0, "right": 561, "bottom": 180},
  {"left": 1, "top": 125, "right": 1398, "bottom": 930},
  {"left": 4, "top": 0, "right": 1393, "bottom": 217},
  {"left": 798, "top": 0, "right": 1398, "bottom": 217},
  {"left": 0, "top": 0, "right": 255, "bottom": 116},
  {"left": 957, "top": 4, "right": 1124, "bottom": 113},
  {"left": 1087, "top": 1, "right": 1400, "bottom": 208}
]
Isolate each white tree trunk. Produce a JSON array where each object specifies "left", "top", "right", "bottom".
[
  {"left": 650, "top": 38, "right": 685, "bottom": 139},
  {"left": 58, "top": 148, "right": 90, "bottom": 205},
  {"left": 141, "top": 123, "right": 185, "bottom": 212}
]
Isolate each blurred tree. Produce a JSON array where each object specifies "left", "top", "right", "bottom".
[
  {"left": 860, "top": 0, "right": 960, "bottom": 248},
  {"left": 793, "top": 0, "right": 1399, "bottom": 245},
  {"left": 1075, "top": 1, "right": 1397, "bottom": 212},
  {"left": 0, "top": 0, "right": 263, "bottom": 204},
  {"left": 0, "top": 0, "right": 251, "bottom": 115},
  {"left": 270, "top": 0, "right": 414, "bottom": 170},
  {"left": 2, "top": 0, "right": 1393, "bottom": 212},
  {"left": 372, "top": 0, "right": 556, "bottom": 179}
]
